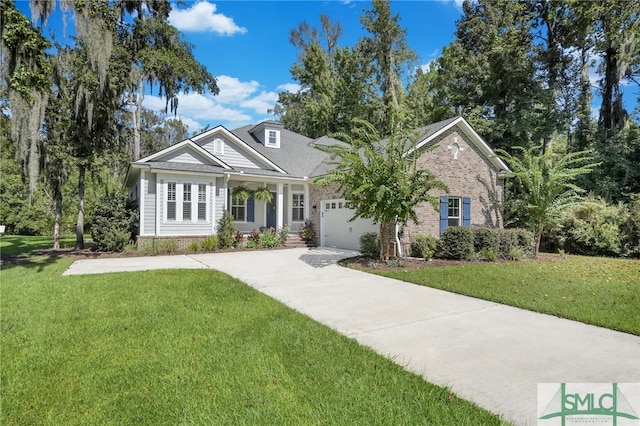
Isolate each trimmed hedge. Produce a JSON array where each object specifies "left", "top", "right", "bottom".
[
  {"left": 438, "top": 227, "right": 534, "bottom": 261},
  {"left": 410, "top": 233, "right": 439, "bottom": 260},
  {"left": 438, "top": 227, "right": 474, "bottom": 260}
]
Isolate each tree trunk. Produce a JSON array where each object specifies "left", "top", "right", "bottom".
[
  {"left": 53, "top": 181, "right": 62, "bottom": 250},
  {"left": 131, "top": 79, "right": 143, "bottom": 160},
  {"left": 75, "top": 163, "right": 85, "bottom": 250}
]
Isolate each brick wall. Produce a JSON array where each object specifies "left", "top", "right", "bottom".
[{"left": 403, "top": 127, "right": 505, "bottom": 242}]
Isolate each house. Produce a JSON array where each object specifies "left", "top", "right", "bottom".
[{"left": 125, "top": 116, "right": 511, "bottom": 252}]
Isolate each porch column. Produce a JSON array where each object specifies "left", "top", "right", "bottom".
[
  {"left": 139, "top": 170, "right": 146, "bottom": 236},
  {"left": 304, "top": 183, "right": 309, "bottom": 221},
  {"left": 277, "top": 183, "right": 284, "bottom": 229},
  {"left": 155, "top": 178, "right": 161, "bottom": 236}
]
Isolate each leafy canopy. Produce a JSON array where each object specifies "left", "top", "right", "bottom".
[
  {"left": 497, "top": 146, "right": 598, "bottom": 255},
  {"left": 315, "top": 117, "right": 447, "bottom": 232}
]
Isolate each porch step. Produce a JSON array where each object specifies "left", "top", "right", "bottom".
[{"left": 285, "top": 234, "right": 318, "bottom": 248}]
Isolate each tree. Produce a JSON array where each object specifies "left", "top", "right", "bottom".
[
  {"left": 0, "top": 0, "right": 51, "bottom": 199},
  {"left": 497, "top": 146, "right": 598, "bottom": 257},
  {"left": 314, "top": 117, "right": 447, "bottom": 260},
  {"left": 359, "top": 0, "right": 416, "bottom": 135},
  {"left": 273, "top": 15, "right": 376, "bottom": 138}
]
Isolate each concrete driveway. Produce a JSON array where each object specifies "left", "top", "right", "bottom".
[{"left": 64, "top": 247, "right": 640, "bottom": 426}]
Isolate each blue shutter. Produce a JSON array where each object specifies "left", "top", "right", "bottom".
[
  {"left": 439, "top": 195, "right": 449, "bottom": 236},
  {"left": 247, "top": 192, "right": 255, "bottom": 222},
  {"left": 463, "top": 197, "right": 471, "bottom": 227}
]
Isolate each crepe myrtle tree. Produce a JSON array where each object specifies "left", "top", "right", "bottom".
[
  {"left": 315, "top": 117, "right": 447, "bottom": 260},
  {"left": 497, "top": 146, "right": 598, "bottom": 257}
]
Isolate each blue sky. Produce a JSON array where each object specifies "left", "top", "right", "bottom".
[
  {"left": 18, "top": 0, "right": 464, "bottom": 132},
  {"left": 150, "top": 0, "right": 464, "bottom": 131},
  {"left": 17, "top": 1, "right": 637, "bottom": 133}
]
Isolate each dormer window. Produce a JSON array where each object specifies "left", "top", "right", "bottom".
[
  {"left": 249, "top": 121, "right": 283, "bottom": 148},
  {"left": 268, "top": 130, "right": 277, "bottom": 146}
]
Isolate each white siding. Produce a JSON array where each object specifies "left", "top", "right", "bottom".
[
  {"left": 156, "top": 173, "right": 219, "bottom": 236},
  {"left": 200, "top": 136, "right": 263, "bottom": 169},
  {"left": 158, "top": 147, "right": 212, "bottom": 164},
  {"left": 143, "top": 173, "right": 156, "bottom": 235}
]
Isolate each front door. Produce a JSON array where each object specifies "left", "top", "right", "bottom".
[{"left": 266, "top": 192, "right": 277, "bottom": 228}]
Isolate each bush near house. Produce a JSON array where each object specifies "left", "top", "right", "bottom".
[
  {"left": 438, "top": 227, "right": 533, "bottom": 261},
  {"left": 91, "top": 196, "right": 138, "bottom": 251},
  {"left": 545, "top": 198, "right": 640, "bottom": 258},
  {"left": 359, "top": 232, "right": 380, "bottom": 258},
  {"left": 410, "top": 234, "right": 438, "bottom": 260}
]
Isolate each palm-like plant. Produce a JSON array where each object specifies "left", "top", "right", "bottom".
[
  {"left": 496, "top": 147, "right": 598, "bottom": 257},
  {"left": 315, "top": 118, "right": 447, "bottom": 260}
]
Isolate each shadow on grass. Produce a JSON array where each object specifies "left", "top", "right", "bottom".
[{"left": 0, "top": 236, "right": 97, "bottom": 272}]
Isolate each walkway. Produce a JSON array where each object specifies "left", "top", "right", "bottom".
[{"left": 64, "top": 248, "right": 640, "bottom": 425}]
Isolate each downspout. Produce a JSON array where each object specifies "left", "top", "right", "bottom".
[
  {"left": 224, "top": 173, "right": 231, "bottom": 210},
  {"left": 394, "top": 217, "right": 403, "bottom": 257}
]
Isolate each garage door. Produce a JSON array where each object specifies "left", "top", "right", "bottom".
[{"left": 320, "top": 199, "right": 378, "bottom": 251}]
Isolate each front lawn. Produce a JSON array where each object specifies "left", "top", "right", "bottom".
[
  {"left": 359, "top": 255, "right": 640, "bottom": 335},
  {"left": 0, "top": 255, "right": 507, "bottom": 425},
  {"left": 0, "top": 235, "right": 78, "bottom": 258}
]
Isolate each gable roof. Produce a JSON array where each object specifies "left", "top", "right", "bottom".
[
  {"left": 231, "top": 125, "right": 331, "bottom": 178},
  {"left": 191, "top": 125, "right": 287, "bottom": 174},
  {"left": 411, "top": 116, "right": 511, "bottom": 174},
  {"left": 136, "top": 139, "right": 231, "bottom": 170}
]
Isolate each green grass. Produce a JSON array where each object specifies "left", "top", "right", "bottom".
[
  {"left": 1, "top": 255, "right": 507, "bottom": 425},
  {"left": 372, "top": 255, "right": 640, "bottom": 335},
  {"left": 0, "top": 235, "right": 78, "bottom": 257}
]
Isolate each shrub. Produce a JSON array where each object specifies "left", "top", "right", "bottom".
[
  {"left": 472, "top": 227, "right": 500, "bottom": 254},
  {"left": 278, "top": 224, "right": 290, "bottom": 245},
  {"left": 480, "top": 247, "right": 498, "bottom": 261},
  {"left": 187, "top": 241, "right": 200, "bottom": 253},
  {"left": 155, "top": 238, "right": 178, "bottom": 254},
  {"left": 248, "top": 229, "right": 260, "bottom": 244},
  {"left": 258, "top": 228, "right": 281, "bottom": 248},
  {"left": 410, "top": 234, "right": 438, "bottom": 260},
  {"left": 438, "top": 226, "right": 474, "bottom": 260},
  {"left": 621, "top": 199, "right": 640, "bottom": 258},
  {"left": 360, "top": 232, "right": 380, "bottom": 258},
  {"left": 299, "top": 220, "right": 317, "bottom": 242},
  {"left": 217, "top": 211, "right": 236, "bottom": 249},
  {"left": 200, "top": 235, "right": 219, "bottom": 252},
  {"left": 558, "top": 199, "right": 625, "bottom": 257},
  {"left": 91, "top": 196, "right": 138, "bottom": 252},
  {"left": 235, "top": 230, "right": 244, "bottom": 248}
]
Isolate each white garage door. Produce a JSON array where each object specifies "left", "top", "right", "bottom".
[{"left": 320, "top": 199, "right": 378, "bottom": 251}]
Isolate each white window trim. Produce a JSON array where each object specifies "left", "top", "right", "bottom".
[
  {"left": 265, "top": 129, "right": 280, "bottom": 148},
  {"left": 290, "top": 191, "right": 305, "bottom": 223},
  {"left": 231, "top": 196, "right": 248, "bottom": 222},
  {"left": 213, "top": 138, "right": 224, "bottom": 155},
  {"left": 165, "top": 181, "right": 177, "bottom": 222},
  {"left": 448, "top": 196, "right": 461, "bottom": 227},
  {"left": 196, "top": 183, "right": 208, "bottom": 222},
  {"left": 163, "top": 179, "right": 210, "bottom": 224}
]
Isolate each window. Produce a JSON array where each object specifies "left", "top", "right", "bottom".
[
  {"left": 268, "top": 130, "right": 277, "bottom": 145},
  {"left": 448, "top": 197, "right": 461, "bottom": 227},
  {"left": 440, "top": 195, "right": 471, "bottom": 235},
  {"left": 167, "top": 182, "right": 176, "bottom": 220},
  {"left": 292, "top": 193, "right": 304, "bottom": 222},
  {"left": 214, "top": 138, "right": 224, "bottom": 155},
  {"left": 183, "top": 183, "right": 192, "bottom": 221},
  {"left": 231, "top": 196, "right": 246, "bottom": 221},
  {"left": 198, "top": 184, "right": 207, "bottom": 221}
]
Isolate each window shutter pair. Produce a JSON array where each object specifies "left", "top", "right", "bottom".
[{"left": 439, "top": 195, "right": 471, "bottom": 235}]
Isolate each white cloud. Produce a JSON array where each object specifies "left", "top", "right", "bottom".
[
  {"left": 216, "top": 75, "right": 260, "bottom": 104},
  {"left": 169, "top": 2, "right": 247, "bottom": 35},
  {"left": 276, "top": 83, "right": 301, "bottom": 93},
  {"left": 143, "top": 92, "right": 252, "bottom": 130},
  {"left": 240, "top": 91, "right": 279, "bottom": 115}
]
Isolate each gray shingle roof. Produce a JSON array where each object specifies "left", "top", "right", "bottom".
[{"left": 230, "top": 125, "right": 331, "bottom": 178}]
